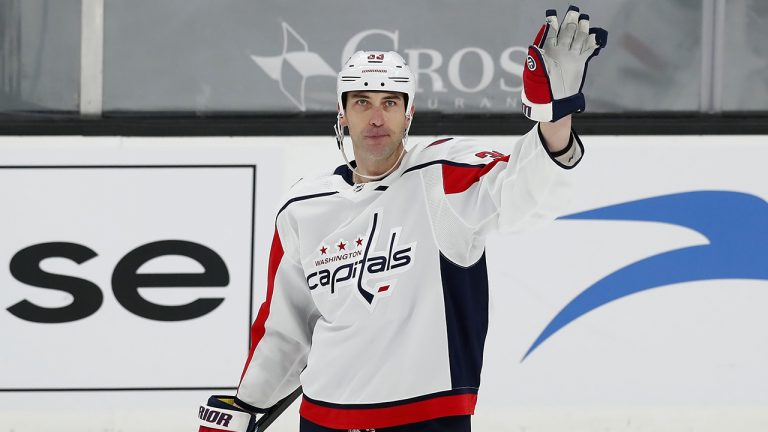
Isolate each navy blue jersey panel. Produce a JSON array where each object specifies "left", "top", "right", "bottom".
[{"left": 439, "top": 252, "right": 490, "bottom": 389}]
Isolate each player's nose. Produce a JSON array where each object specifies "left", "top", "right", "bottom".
[{"left": 369, "top": 106, "right": 385, "bottom": 126}]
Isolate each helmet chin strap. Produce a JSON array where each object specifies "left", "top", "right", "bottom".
[{"left": 334, "top": 115, "right": 413, "bottom": 183}]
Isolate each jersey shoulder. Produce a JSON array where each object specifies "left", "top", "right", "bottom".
[
  {"left": 277, "top": 168, "right": 343, "bottom": 218},
  {"left": 407, "top": 136, "right": 501, "bottom": 167}
]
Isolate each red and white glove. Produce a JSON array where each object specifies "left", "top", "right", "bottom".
[{"left": 521, "top": 5, "right": 608, "bottom": 122}]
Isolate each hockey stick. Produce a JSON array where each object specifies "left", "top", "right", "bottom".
[{"left": 255, "top": 386, "right": 302, "bottom": 432}]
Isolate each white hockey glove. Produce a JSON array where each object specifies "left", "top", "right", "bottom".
[{"left": 521, "top": 5, "right": 608, "bottom": 122}]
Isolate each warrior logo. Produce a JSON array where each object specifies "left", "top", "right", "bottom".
[{"left": 306, "top": 210, "right": 416, "bottom": 307}]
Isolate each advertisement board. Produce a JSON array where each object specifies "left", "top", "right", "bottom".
[{"left": 0, "top": 134, "right": 766, "bottom": 431}]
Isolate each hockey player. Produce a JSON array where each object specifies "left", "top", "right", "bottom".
[{"left": 199, "top": 6, "right": 606, "bottom": 432}]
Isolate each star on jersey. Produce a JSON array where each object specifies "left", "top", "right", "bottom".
[{"left": 306, "top": 210, "right": 417, "bottom": 308}]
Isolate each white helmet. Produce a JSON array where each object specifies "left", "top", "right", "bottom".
[
  {"left": 336, "top": 51, "right": 416, "bottom": 120},
  {"left": 334, "top": 51, "right": 416, "bottom": 182}
]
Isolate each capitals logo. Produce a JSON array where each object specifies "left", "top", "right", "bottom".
[{"left": 305, "top": 210, "right": 416, "bottom": 308}]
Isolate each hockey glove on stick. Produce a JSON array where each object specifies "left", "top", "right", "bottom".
[
  {"left": 522, "top": 5, "right": 608, "bottom": 122},
  {"left": 198, "top": 388, "right": 302, "bottom": 432},
  {"left": 198, "top": 396, "right": 257, "bottom": 432}
]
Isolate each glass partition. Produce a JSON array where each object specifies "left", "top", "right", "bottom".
[
  {"left": 721, "top": 0, "right": 768, "bottom": 111},
  {"left": 0, "top": 0, "right": 80, "bottom": 113},
  {"left": 1, "top": 0, "right": 765, "bottom": 117}
]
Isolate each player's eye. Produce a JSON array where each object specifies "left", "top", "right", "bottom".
[
  {"left": 354, "top": 99, "right": 368, "bottom": 106},
  {"left": 385, "top": 100, "right": 397, "bottom": 107}
]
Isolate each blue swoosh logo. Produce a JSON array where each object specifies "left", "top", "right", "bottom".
[{"left": 522, "top": 191, "right": 768, "bottom": 361}]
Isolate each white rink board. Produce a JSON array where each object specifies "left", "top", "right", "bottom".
[
  {"left": 0, "top": 134, "right": 767, "bottom": 432},
  {"left": 0, "top": 137, "right": 284, "bottom": 390}
]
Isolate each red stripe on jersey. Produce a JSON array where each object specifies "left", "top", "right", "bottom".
[
  {"left": 441, "top": 155, "right": 510, "bottom": 194},
  {"left": 239, "top": 228, "right": 284, "bottom": 384},
  {"left": 300, "top": 394, "right": 477, "bottom": 429},
  {"left": 427, "top": 137, "right": 454, "bottom": 147}
]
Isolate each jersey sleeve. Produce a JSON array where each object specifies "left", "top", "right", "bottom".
[
  {"left": 441, "top": 124, "right": 583, "bottom": 241},
  {"left": 235, "top": 208, "right": 320, "bottom": 412}
]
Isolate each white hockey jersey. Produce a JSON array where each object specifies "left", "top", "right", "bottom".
[{"left": 236, "top": 126, "right": 583, "bottom": 429}]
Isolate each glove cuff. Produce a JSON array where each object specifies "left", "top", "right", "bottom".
[
  {"left": 199, "top": 395, "right": 257, "bottom": 432},
  {"left": 521, "top": 90, "right": 585, "bottom": 123}
]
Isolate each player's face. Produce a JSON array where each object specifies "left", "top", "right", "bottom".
[{"left": 341, "top": 91, "right": 412, "bottom": 174}]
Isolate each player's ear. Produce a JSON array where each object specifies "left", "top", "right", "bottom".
[{"left": 337, "top": 104, "right": 348, "bottom": 127}]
